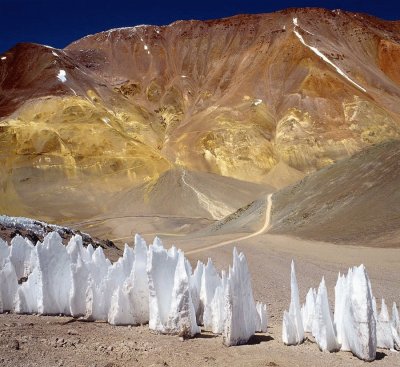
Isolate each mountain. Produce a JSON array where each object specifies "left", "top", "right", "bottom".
[
  {"left": 65, "top": 7, "right": 400, "bottom": 178},
  {"left": 270, "top": 140, "right": 400, "bottom": 247},
  {"left": 1, "top": 8, "right": 400, "bottom": 232},
  {"left": 203, "top": 140, "right": 400, "bottom": 247}
]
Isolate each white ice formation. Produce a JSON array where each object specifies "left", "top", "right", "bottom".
[
  {"left": 282, "top": 260, "right": 304, "bottom": 345},
  {"left": 222, "top": 248, "right": 261, "bottom": 346},
  {"left": 203, "top": 270, "right": 227, "bottom": 334},
  {"left": 189, "top": 260, "right": 204, "bottom": 324},
  {"left": 39, "top": 232, "right": 72, "bottom": 315},
  {"left": 333, "top": 272, "right": 346, "bottom": 347},
  {"left": 0, "top": 258, "right": 18, "bottom": 312},
  {"left": 201, "top": 258, "right": 222, "bottom": 329},
  {"left": 392, "top": 302, "right": 400, "bottom": 350},
  {"left": 288, "top": 262, "right": 400, "bottom": 361},
  {"left": 376, "top": 298, "right": 394, "bottom": 350},
  {"left": 0, "top": 232, "right": 266, "bottom": 345},
  {"left": 256, "top": 302, "right": 268, "bottom": 333},
  {"left": 301, "top": 287, "right": 316, "bottom": 333},
  {"left": 338, "top": 265, "right": 376, "bottom": 361},
  {"left": 147, "top": 238, "right": 199, "bottom": 337},
  {"left": 325, "top": 265, "right": 377, "bottom": 360},
  {"left": 311, "top": 278, "right": 339, "bottom": 352}
]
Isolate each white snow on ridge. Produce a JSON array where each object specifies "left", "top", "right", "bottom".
[
  {"left": 292, "top": 17, "right": 314, "bottom": 35},
  {"left": 52, "top": 51, "right": 58, "bottom": 57},
  {"left": 292, "top": 20, "right": 366, "bottom": 93},
  {"left": 103, "top": 25, "right": 151, "bottom": 35},
  {"left": 1, "top": 56, "right": 6, "bottom": 60},
  {"left": 144, "top": 44, "right": 148, "bottom": 51},
  {"left": 57, "top": 69, "right": 67, "bottom": 83}
]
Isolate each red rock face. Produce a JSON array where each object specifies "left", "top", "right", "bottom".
[
  {"left": 0, "top": 42, "right": 127, "bottom": 116},
  {"left": 64, "top": 8, "right": 400, "bottom": 175},
  {"left": 1, "top": 8, "right": 400, "bottom": 222}
]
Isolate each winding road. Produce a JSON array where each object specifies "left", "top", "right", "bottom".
[{"left": 186, "top": 193, "right": 273, "bottom": 255}]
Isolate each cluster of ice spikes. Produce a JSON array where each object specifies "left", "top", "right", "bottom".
[
  {"left": 283, "top": 261, "right": 400, "bottom": 361},
  {"left": 0, "top": 233, "right": 267, "bottom": 346}
]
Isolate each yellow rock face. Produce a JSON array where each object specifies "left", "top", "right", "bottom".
[
  {"left": 0, "top": 96, "right": 170, "bottom": 221},
  {"left": 2, "top": 8, "right": 400, "bottom": 224}
]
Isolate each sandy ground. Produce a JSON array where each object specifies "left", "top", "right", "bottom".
[{"left": 1, "top": 231, "right": 399, "bottom": 367}]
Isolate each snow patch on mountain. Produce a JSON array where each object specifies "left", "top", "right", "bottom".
[
  {"left": 292, "top": 19, "right": 366, "bottom": 93},
  {"left": 101, "top": 117, "right": 112, "bottom": 127},
  {"left": 57, "top": 70, "right": 67, "bottom": 83}
]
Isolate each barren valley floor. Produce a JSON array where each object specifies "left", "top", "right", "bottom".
[{"left": 1, "top": 232, "right": 399, "bottom": 367}]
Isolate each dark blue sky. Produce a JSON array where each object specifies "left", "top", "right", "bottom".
[{"left": 0, "top": 0, "right": 398, "bottom": 53}]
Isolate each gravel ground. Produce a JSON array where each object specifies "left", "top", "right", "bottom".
[{"left": 1, "top": 233, "right": 399, "bottom": 367}]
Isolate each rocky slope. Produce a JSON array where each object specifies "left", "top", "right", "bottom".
[
  {"left": 1, "top": 8, "right": 400, "bottom": 227},
  {"left": 0, "top": 214, "right": 115, "bottom": 250},
  {"left": 65, "top": 8, "right": 400, "bottom": 178},
  {"left": 204, "top": 140, "right": 400, "bottom": 246},
  {"left": 270, "top": 140, "right": 400, "bottom": 246}
]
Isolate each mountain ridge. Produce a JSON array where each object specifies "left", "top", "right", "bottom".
[{"left": 1, "top": 7, "right": 400, "bottom": 232}]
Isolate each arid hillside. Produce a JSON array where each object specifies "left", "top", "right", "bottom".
[{"left": 1, "top": 8, "right": 400, "bottom": 230}]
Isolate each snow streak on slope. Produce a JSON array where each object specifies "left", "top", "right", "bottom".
[
  {"left": 181, "top": 170, "right": 233, "bottom": 220},
  {"left": 187, "top": 193, "right": 273, "bottom": 255},
  {"left": 292, "top": 18, "right": 366, "bottom": 93}
]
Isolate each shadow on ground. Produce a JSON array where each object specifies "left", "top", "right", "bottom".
[{"left": 247, "top": 334, "right": 274, "bottom": 345}]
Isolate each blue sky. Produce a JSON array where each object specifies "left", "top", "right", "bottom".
[{"left": 0, "top": 0, "right": 398, "bottom": 53}]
